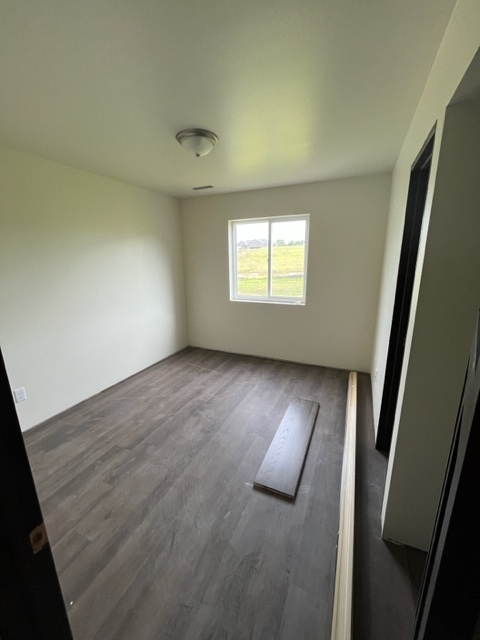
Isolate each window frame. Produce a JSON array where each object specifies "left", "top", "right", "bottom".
[{"left": 228, "top": 214, "right": 310, "bottom": 305}]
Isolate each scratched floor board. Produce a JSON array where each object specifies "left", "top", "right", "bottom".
[
  {"left": 253, "top": 398, "right": 320, "bottom": 499},
  {"left": 23, "top": 348, "right": 424, "bottom": 640}
]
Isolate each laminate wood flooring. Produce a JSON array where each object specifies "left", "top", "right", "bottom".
[
  {"left": 25, "top": 348, "right": 348, "bottom": 640},
  {"left": 25, "top": 349, "right": 425, "bottom": 639},
  {"left": 353, "top": 372, "right": 427, "bottom": 639}
]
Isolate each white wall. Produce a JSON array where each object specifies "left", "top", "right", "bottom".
[
  {"left": 371, "top": 0, "right": 480, "bottom": 549},
  {"left": 181, "top": 175, "right": 391, "bottom": 373},
  {"left": 0, "top": 146, "right": 187, "bottom": 431}
]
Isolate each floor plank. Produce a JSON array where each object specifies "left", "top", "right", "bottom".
[{"left": 253, "top": 398, "right": 319, "bottom": 499}]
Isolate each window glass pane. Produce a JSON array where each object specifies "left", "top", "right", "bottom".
[
  {"left": 235, "top": 221, "right": 269, "bottom": 297},
  {"left": 271, "top": 220, "right": 306, "bottom": 298}
]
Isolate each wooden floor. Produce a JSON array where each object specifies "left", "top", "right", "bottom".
[
  {"left": 24, "top": 347, "right": 425, "bottom": 639},
  {"left": 353, "top": 373, "right": 426, "bottom": 639}
]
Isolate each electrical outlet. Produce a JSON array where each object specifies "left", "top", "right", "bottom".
[{"left": 14, "top": 387, "right": 27, "bottom": 403}]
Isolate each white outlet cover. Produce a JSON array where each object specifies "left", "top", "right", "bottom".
[{"left": 14, "top": 387, "right": 27, "bottom": 403}]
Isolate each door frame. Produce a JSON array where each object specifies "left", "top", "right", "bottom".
[
  {"left": 412, "top": 310, "right": 480, "bottom": 639},
  {"left": 376, "top": 127, "right": 436, "bottom": 453},
  {"left": 0, "top": 347, "right": 72, "bottom": 639}
]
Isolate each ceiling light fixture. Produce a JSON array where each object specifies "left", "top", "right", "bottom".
[{"left": 175, "top": 128, "right": 218, "bottom": 157}]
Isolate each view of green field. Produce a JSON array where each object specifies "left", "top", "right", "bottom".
[{"left": 236, "top": 245, "right": 305, "bottom": 297}]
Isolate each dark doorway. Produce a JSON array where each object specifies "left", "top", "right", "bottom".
[
  {"left": 376, "top": 129, "right": 435, "bottom": 453},
  {"left": 0, "top": 347, "right": 72, "bottom": 639},
  {"left": 412, "top": 310, "right": 480, "bottom": 640}
]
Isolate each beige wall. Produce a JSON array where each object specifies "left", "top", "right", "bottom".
[
  {"left": 371, "top": 0, "right": 480, "bottom": 549},
  {"left": 0, "top": 146, "right": 187, "bottom": 431},
  {"left": 180, "top": 174, "right": 391, "bottom": 373}
]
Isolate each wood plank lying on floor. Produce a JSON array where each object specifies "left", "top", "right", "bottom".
[
  {"left": 253, "top": 397, "right": 319, "bottom": 499},
  {"left": 330, "top": 371, "right": 357, "bottom": 640}
]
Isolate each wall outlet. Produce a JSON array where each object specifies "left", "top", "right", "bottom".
[{"left": 13, "top": 387, "right": 27, "bottom": 403}]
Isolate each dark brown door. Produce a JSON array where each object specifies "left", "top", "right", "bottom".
[
  {"left": 0, "top": 348, "right": 73, "bottom": 639},
  {"left": 413, "top": 310, "right": 480, "bottom": 639},
  {"left": 376, "top": 129, "right": 435, "bottom": 453}
]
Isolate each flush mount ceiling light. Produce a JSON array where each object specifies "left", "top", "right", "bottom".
[{"left": 175, "top": 128, "right": 218, "bottom": 157}]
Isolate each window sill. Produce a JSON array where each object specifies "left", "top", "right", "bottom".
[{"left": 230, "top": 297, "right": 305, "bottom": 306}]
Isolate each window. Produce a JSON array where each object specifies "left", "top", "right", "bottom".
[{"left": 229, "top": 214, "right": 309, "bottom": 304}]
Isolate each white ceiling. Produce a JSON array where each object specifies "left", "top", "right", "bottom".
[{"left": 0, "top": 0, "right": 456, "bottom": 198}]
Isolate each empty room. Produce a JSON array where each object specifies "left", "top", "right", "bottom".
[{"left": 1, "top": 1, "right": 480, "bottom": 639}]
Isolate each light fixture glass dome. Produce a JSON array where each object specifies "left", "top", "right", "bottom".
[{"left": 175, "top": 128, "right": 218, "bottom": 157}]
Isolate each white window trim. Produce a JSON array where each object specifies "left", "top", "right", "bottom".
[{"left": 228, "top": 214, "right": 310, "bottom": 305}]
